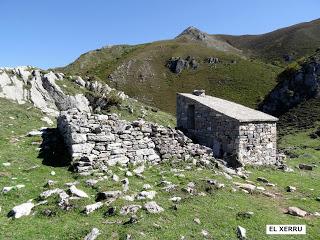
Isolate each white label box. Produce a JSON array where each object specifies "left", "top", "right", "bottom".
[{"left": 266, "top": 225, "right": 306, "bottom": 235}]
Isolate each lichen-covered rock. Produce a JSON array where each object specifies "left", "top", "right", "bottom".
[
  {"left": 287, "top": 207, "right": 308, "bottom": 217},
  {"left": 8, "top": 201, "right": 34, "bottom": 219},
  {"left": 120, "top": 205, "right": 142, "bottom": 215},
  {"left": 143, "top": 201, "right": 164, "bottom": 214},
  {"left": 69, "top": 185, "right": 89, "bottom": 198},
  {"left": 84, "top": 228, "right": 100, "bottom": 240},
  {"left": 84, "top": 202, "right": 103, "bottom": 214}
]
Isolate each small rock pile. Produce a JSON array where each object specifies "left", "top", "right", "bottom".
[{"left": 58, "top": 109, "right": 215, "bottom": 173}]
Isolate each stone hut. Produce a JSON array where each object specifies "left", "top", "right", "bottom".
[{"left": 176, "top": 90, "right": 279, "bottom": 166}]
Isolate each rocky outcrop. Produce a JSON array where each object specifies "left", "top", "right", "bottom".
[
  {"left": 176, "top": 26, "right": 242, "bottom": 54},
  {"left": 166, "top": 56, "right": 198, "bottom": 74},
  {"left": 57, "top": 109, "right": 215, "bottom": 173},
  {"left": 259, "top": 52, "right": 320, "bottom": 116},
  {"left": 0, "top": 67, "right": 90, "bottom": 116}
]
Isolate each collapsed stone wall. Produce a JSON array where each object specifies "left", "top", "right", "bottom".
[
  {"left": 238, "top": 122, "right": 277, "bottom": 165},
  {"left": 58, "top": 109, "right": 215, "bottom": 173}
]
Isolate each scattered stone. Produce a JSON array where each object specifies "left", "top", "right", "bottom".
[
  {"left": 65, "top": 181, "right": 79, "bottom": 187},
  {"left": 234, "top": 182, "right": 256, "bottom": 193},
  {"left": 236, "top": 226, "right": 247, "bottom": 240},
  {"left": 58, "top": 191, "right": 71, "bottom": 210},
  {"left": 287, "top": 207, "right": 308, "bottom": 217},
  {"left": 153, "top": 223, "right": 162, "bottom": 229},
  {"left": 256, "top": 186, "right": 266, "bottom": 191},
  {"left": 2, "top": 162, "right": 11, "bottom": 167},
  {"left": 286, "top": 186, "right": 296, "bottom": 192},
  {"left": 183, "top": 182, "right": 196, "bottom": 194},
  {"left": 257, "top": 177, "right": 269, "bottom": 183},
  {"left": 27, "top": 130, "right": 42, "bottom": 137},
  {"left": 262, "top": 191, "right": 276, "bottom": 198},
  {"left": 207, "top": 179, "right": 225, "bottom": 189},
  {"left": 162, "top": 183, "right": 177, "bottom": 192},
  {"left": 69, "top": 185, "right": 89, "bottom": 198},
  {"left": 125, "top": 171, "right": 133, "bottom": 177},
  {"left": 313, "top": 212, "right": 320, "bottom": 217},
  {"left": 121, "top": 178, "right": 129, "bottom": 192},
  {"left": 16, "top": 184, "right": 25, "bottom": 189},
  {"left": 142, "top": 184, "right": 152, "bottom": 190},
  {"left": 120, "top": 205, "right": 142, "bottom": 215},
  {"left": 133, "top": 165, "right": 145, "bottom": 175},
  {"left": 278, "top": 165, "right": 294, "bottom": 172},
  {"left": 50, "top": 171, "right": 56, "bottom": 176},
  {"left": 123, "top": 215, "right": 138, "bottom": 225},
  {"left": 299, "top": 163, "right": 313, "bottom": 170},
  {"left": 316, "top": 196, "right": 320, "bottom": 201},
  {"left": 237, "top": 211, "right": 254, "bottom": 219},
  {"left": 8, "top": 201, "right": 34, "bottom": 218},
  {"left": 105, "top": 207, "right": 117, "bottom": 216},
  {"left": 97, "top": 191, "right": 122, "bottom": 201},
  {"left": 45, "top": 180, "right": 57, "bottom": 187},
  {"left": 266, "top": 183, "right": 276, "bottom": 187},
  {"left": 86, "top": 179, "right": 99, "bottom": 187},
  {"left": 42, "top": 209, "right": 55, "bottom": 217},
  {"left": 122, "top": 195, "right": 135, "bottom": 201},
  {"left": 143, "top": 201, "right": 164, "bottom": 214},
  {"left": 222, "top": 172, "right": 233, "bottom": 180},
  {"left": 2, "top": 186, "right": 13, "bottom": 194},
  {"left": 136, "top": 191, "right": 157, "bottom": 200},
  {"left": 84, "top": 202, "right": 104, "bottom": 214},
  {"left": 169, "top": 196, "right": 182, "bottom": 203},
  {"left": 194, "top": 218, "right": 201, "bottom": 224},
  {"left": 84, "top": 228, "right": 100, "bottom": 240},
  {"left": 112, "top": 174, "right": 119, "bottom": 182},
  {"left": 201, "top": 229, "right": 209, "bottom": 237}
]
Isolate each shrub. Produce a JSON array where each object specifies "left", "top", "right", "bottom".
[{"left": 86, "top": 90, "right": 122, "bottom": 111}]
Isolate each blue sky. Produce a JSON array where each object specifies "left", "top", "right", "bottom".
[{"left": 0, "top": 0, "right": 319, "bottom": 69}]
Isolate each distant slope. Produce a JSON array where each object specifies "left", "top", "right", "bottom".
[
  {"left": 59, "top": 33, "right": 281, "bottom": 114},
  {"left": 217, "top": 18, "right": 320, "bottom": 63}
]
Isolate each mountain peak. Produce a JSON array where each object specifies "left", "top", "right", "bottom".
[{"left": 176, "top": 26, "right": 208, "bottom": 40}]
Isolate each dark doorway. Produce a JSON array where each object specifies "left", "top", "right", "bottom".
[
  {"left": 38, "top": 128, "right": 71, "bottom": 168},
  {"left": 187, "top": 104, "right": 195, "bottom": 129}
]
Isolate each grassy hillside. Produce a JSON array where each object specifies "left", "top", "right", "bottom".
[
  {"left": 1, "top": 98, "right": 320, "bottom": 239},
  {"left": 278, "top": 98, "right": 320, "bottom": 137},
  {"left": 217, "top": 18, "right": 320, "bottom": 64},
  {"left": 59, "top": 40, "right": 281, "bottom": 114}
]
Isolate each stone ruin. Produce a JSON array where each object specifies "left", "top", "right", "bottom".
[
  {"left": 177, "top": 90, "right": 281, "bottom": 166},
  {"left": 58, "top": 109, "right": 215, "bottom": 173}
]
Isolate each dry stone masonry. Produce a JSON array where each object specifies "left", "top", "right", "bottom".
[
  {"left": 177, "top": 90, "right": 280, "bottom": 166},
  {"left": 58, "top": 109, "right": 215, "bottom": 173}
]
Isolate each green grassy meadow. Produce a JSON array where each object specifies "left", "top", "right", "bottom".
[{"left": 0, "top": 98, "right": 319, "bottom": 239}]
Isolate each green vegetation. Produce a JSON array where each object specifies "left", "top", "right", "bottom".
[
  {"left": 0, "top": 98, "right": 320, "bottom": 239},
  {"left": 55, "top": 77, "right": 88, "bottom": 96},
  {"left": 217, "top": 18, "right": 320, "bottom": 64},
  {"left": 106, "top": 98, "right": 176, "bottom": 127},
  {"left": 58, "top": 40, "right": 282, "bottom": 114}
]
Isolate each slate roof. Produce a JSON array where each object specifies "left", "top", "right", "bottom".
[{"left": 178, "top": 93, "right": 278, "bottom": 122}]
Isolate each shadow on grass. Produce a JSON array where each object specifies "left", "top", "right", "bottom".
[{"left": 38, "top": 128, "right": 72, "bottom": 167}]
